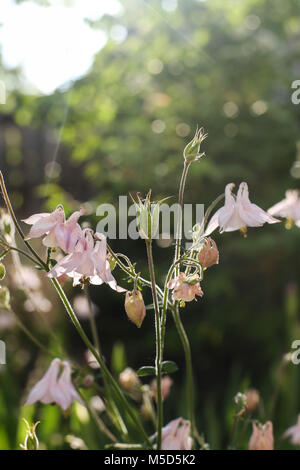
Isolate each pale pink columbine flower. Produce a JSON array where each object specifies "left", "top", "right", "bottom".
[
  {"left": 168, "top": 272, "right": 203, "bottom": 303},
  {"left": 205, "top": 182, "right": 279, "bottom": 236},
  {"left": 268, "top": 190, "right": 300, "bottom": 227},
  {"left": 23, "top": 206, "right": 65, "bottom": 241},
  {"left": 43, "top": 209, "right": 84, "bottom": 252},
  {"left": 248, "top": 421, "right": 274, "bottom": 450},
  {"left": 161, "top": 418, "right": 193, "bottom": 450},
  {"left": 23, "top": 206, "right": 84, "bottom": 252},
  {"left": 283, "top": 415, "right": 300, "bottom": 445},
  {"left": 48, "top": 230, "right": 125, "bottom": 291},
  {"left": 25, "top": 358, "right": 82, "bottom": 411}
]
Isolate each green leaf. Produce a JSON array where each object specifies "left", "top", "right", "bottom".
[
  {"left": 161, "top": 361, "right": 178, "bottom": 374},
  {"left": 137, "top": 366, "right": 156, "bottom": 377}
]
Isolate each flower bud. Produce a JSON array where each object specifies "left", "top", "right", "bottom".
[
  {"left": 119, "top": 367, "right": 140, "bottom": 391},
  {"left": 248, "top": 421, "right": 274, "bottom": 450},
  {"left": 183, "top": 127, "right": 207, "bottom": 163},
  {"left": 151, "top": 375, "right": 173, "bottom": 401},
  {"left": 125, "top": 290, "right": 146, "bottom": 328},
  {"left": 132, "top": 191, "right": 160, "bottom": 241},
  {"left": 197, "top": 238, "right": 219, "bottom": 269},
  {"left": 20, "top": 419, "right": 39, "bottom": 451},
  {"left": 245, "top": 388, "right": 260, "bottom": 414}
]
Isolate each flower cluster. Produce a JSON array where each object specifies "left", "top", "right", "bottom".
[{"left": 23, "top": 207, "right": 124, "bottom": 290}]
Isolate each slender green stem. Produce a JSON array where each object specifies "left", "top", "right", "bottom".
[
  {"left": 9, "top": 308, "right": 55, "bottom": 357},
  {"left": 174, "top": 162, "right": 190, "bottom": 276},
  {"left": 172, "top": 161, "right": 196, "bottom": 438},
  {"left": 76, "top": 388, "right": 118, "bottom": 443},
  {"left": 106, "top": 243, "right": 166, "bottom": 304},
  {"left": 172, "top": 304, "right": 195, "bottom": 435},
  {"left": 145, "top": 240, "right": 163, "bottom": 450},
  {"left": 85, "top": 286, "right": 100, "bottom": 353},
  {"left": 51, "top": 277, "right": 151, "bottom": 447},
  {"left": 0, "top": 171, "right": 47, "bottom": 269},
  {"left": 0, "top": 239, "right": 44, "bottom": 268}
]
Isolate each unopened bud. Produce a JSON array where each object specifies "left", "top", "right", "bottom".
[
  {"left": 245, "top": 389, "right": 260, "bottom": 414},
  {"left": 132, "top": 191, "right": 160, "bottom": 241},
  {"left": 183, "top": 127, "right": 207, "bottom": 163},
  {"left": 119, "top": 367, "right": 140, "bottom": 391},
  {"left": 20, "top": 419, "right": 39, "bottom": 450},
  {"left": 197, "top": 238, "right": 219, "bottom": 269},
  {"left": 151, "top": 375, "right": 173, "bottom": 401},
  {"left": 125, "top": 290, "right": 146, "bottom": 328}
]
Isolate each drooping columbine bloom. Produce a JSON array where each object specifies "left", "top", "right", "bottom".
[
  {"left": 23, "top": 206, "right": 85, "bottom": 252},
  {"left": 161, "top": 418, "right": 193, "bottom": 450},
  {"left": 268, "top": 190, "right": 300, "bottom": 228},
  {"left": 205, "top": 182, "right": 279, "bottom": 236},
  {"left": 168, "top": 272, "right": 203, "bottom": 303},
  {"left": 23, "top": 206, "right": 65, "bottom": 241},
  {"left": 197, "top": 237, "right": 219, "bottom": 269},
  {"left": 283, "top": 415, "right": 300, "bottom": 445},
  {"left": 48, "top": 230, "right": 125, "bottom": 291},
  {"left": 124, "top": 290, "right": 146, "bottom": 328},
  {"left": 248, "top": 421, "right": 274, "bottom": 450},
  {"left": 25, "top": 358, "right": 82, "bottom": 411},
  {"left": 43, "top": 209, "right": 84, "bottom": 252}
]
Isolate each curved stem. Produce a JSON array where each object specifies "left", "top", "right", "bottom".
[
  {"left": 145, "top": 240, "right": 163, "bottom": 450},
  {"left": 51, "top": 277, "right": 151, "bottom": 447},
  {"left": 106, "top": 243, "right": 166, "bottom": 303},
  {"left": 0, "top": 171, "right": 47, "bottom": 269}
]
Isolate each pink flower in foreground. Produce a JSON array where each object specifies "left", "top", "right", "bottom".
[
  {"left": 248, "top": 421, "right": 274, "bottom": 450},
  {"left": 25, "top": 358, "right": 82, "bottom": 411},
  {"left": 283, "top": 415, "right": 300, "bottom": 445},
  {"left": 23, "top": 206, "right": 84, "bottom": 252},
  {"left": 48, "top": 230, "right": 125, "bottom": 291},
  {"left": 161, "top": 418, "right": 193, "bottom": 450},
  {"left": 43, "top": 209, "right": 84, "bottom": 252},
  {"left": 23, "top": 206, "right": 65, "bottom": 240},
  {"left": 268, "top": 190, "right": 300, "bottom": 227},
  {"left": 168, "top": 273, "right": 203, "bottom": 303},
  {"left": 205, "top": 182, "right": 279, "bottom": 236}
]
